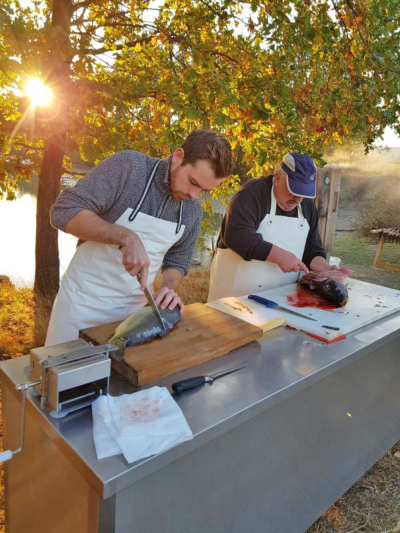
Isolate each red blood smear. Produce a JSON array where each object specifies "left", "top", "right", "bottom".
[
  {"left": 286, "top": 288, "right": 337, "bottom": 310},
  {"left": 125, "top": 397, "right": 160, "bottom": 421},
  {"left": 129, "top": 410, "right": 143, "bottom": 419}
]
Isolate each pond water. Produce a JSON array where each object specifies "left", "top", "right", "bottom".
[
  {"left": 0, "top": 178, "right": 222, "bottom": 288},
  {"left": 0, "top": 189, "right": 78, "bottom": 288}
]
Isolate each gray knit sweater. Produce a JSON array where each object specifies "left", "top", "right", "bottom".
[{"left": 50, "top": 151, "right": 202, "bottom": 276}]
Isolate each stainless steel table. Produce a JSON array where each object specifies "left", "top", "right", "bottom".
[{"left": 2, "top": 312, "right": 400, "bottom": 533}]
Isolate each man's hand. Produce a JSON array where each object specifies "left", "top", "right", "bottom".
[
  {"left": 154, "top": 287, "right": 184, "bottom": 312},
  {"left": 119, "top": 232, "right": 150, "bottom": 289},
  {"left": 309, "top": 256, "right": 336, "bottom": 274},
  {"left": 153, "top": 268, "right": 184, "bottom": 311},
  {"left": 268, "top": 245, "right": 309, "bottom": 274}
]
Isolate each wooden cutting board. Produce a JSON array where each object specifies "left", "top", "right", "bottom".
[{"left": 80, "top": 303, "right": 263, "bottom": 386}]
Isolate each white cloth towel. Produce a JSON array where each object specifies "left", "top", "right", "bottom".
[{"left": 92, "top": 387, "right": 193, "bottom": 463}]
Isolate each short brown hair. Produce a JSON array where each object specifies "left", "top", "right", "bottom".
[{"left": 181, "top": 130, "right": 232, "bottom": 178}]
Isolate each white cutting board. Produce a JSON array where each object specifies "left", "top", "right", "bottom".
[
  {"left": 253, "top": 278, "right": 400, "bottom": 342},
  {"left": 206, "top": 296, "right": 286, "bottom": 332}
]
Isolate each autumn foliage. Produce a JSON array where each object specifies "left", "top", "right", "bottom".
[
  {"left": 1, "top": 0, "right": 399, "bottom": 184},
  {"left": 0, "top": 0, "right": 399, "bottom": 295}
]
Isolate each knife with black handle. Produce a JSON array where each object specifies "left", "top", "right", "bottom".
[{"left": 172, "top": 365, "right": 247, "bottom": 394}]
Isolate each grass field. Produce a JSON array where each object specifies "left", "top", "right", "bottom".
[
  {"left": 333, "top": 237, "right": 400, "bottom": 290},
  {"left": 1, "top": 235, "right": 400, "bottom": 532}
]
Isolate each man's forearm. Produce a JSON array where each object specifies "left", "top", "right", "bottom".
[
  {"left": 159, "top": 268, "right": 182, "bottom": 291},
  {"left": 65, "top": 209, "right": 135, "bottom": 247},
  {"left": 310, "top": 255, "right": 331, "bottom": 272}
]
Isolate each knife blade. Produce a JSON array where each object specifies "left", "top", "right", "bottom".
[
  {"left": 172, "top": 365, "right": 248, "bottom": 394},
  {"left": 138, "top": 273, "right": 167, "bottom": 334},
  {"left": 248, "top": 294, "right": 317, "bottom": 322}
]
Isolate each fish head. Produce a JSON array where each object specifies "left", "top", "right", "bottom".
[{"left": 321, "top": 279, "right": 348, "bottom": 306}]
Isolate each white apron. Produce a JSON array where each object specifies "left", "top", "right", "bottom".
[
  {"left": 207, "top": 181, "right": 309, "bottom": 301},
  {"left": 46, "top": 160, "right": 185, "bottom": 345}
]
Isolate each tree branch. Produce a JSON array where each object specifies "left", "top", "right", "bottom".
[
  {"left": 11, "top": 143, "right": 44, "bottom": 151},
  {"left": 83, "top": 35, "right": 153, "bottom": 55},
  {"left": 71, "top": 0, "right": 94, "bottom": 14},
  {"left": 71, "top": 20, "right": 155, "bottom": 31},
  {"left": 344, "top": 0, "right": 400, "bottom": 75},
  {"left": 212, "top": 51, "right": 240, "bottom": 65}
]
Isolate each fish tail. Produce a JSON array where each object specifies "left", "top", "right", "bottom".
[{"left": 108, "top": 336, "right": 127, "bottom": 362}]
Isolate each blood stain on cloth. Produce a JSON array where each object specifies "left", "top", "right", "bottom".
[
  {"left": 122, "top": 397, "right": 161, "bottom": 422},
  {"left": 287, "top": 288, "right": 337, "bottom": 310}
]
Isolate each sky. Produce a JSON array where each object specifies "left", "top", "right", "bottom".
[{"left": 378, "top": 126, "right": 400, "bottom": 148}]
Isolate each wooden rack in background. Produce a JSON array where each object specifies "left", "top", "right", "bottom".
[{"left": 370, "top": 228, "right": 400, "bottom": 273}]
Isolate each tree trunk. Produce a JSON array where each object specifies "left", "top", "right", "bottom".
[
  {"left": 34, "top": 0, "right": 72, "bottom": 343},
  {"left": 34, "top": 139, "right": 63, "bottom": 299}
]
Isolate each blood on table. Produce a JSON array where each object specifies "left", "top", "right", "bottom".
[{"left": 286, "top": 288, "right": 337, "bottom": 310}]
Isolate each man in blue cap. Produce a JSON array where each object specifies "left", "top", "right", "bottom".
[{"left": 208, "top": 152, "right": 336, "bottom": 301}]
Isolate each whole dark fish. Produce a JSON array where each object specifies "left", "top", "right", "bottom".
[
  {"left": 297, "top": 273, "right": 349, "bottom": 307},
  {"left": 109, "top": 306, "right": 181, "bottom": 361}
]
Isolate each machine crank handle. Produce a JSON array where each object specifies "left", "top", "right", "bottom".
[
  {"left": 172, "top": 376, "right": 212, "bottom": 394},
  {"left": 0, "top": 379, "right": 42, "bottom": 463}
]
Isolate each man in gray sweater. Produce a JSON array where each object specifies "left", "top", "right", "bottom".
[{"left": 46, "top": 130, "right": 232, "bottom": 345}]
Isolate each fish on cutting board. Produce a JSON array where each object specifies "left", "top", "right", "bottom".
[
  {"left": 309, "top": 267, "right": 354, "bottom": 282},
  {"left": 297, "top": 268, "right": 353, "bottom": 307},
  {"left": 108, "top": 306, "right": 181, "bottom": 361},
  {"left": 298, "top": 275, "right": 349, "bottom": 306}
]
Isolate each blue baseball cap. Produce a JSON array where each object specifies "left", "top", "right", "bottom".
[{"left": 280, "top": 153, "right": 317, "bottom": 198}]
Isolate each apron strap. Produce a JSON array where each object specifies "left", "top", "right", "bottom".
[
  {"left": 270, "top": 178, "right": 307, "bottom": 230},
  {"left": 297, "top": 203, "right": 306, "bottom": 229},
  {"left": 176, "top": 202, "right": 183, "bottom": 234},
  {"left": 267, "top": 179, "right": 278, "bottom": 227},
  {"left": 129, "top": 159, "right": 183, "bottom": 234},
  {"left": 129, "top": 160, "right": 161, "bottom": 222}
]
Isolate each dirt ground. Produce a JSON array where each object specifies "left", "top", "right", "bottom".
[{"left": 308, "top": 442, "right": 400, "bottom": 532}]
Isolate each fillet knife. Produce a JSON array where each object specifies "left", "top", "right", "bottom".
[
  {"left": 172, "top": 365, "right": 248, "bottom": 394},
  {"left": 248, "top": 294, "right": 317, "bottom": 322},
  {"left": 137, "top": 273, "right": 167, "bottom": 334}
]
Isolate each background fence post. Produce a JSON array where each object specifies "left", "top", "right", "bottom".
[{"left": 315, "top": 166, "right": 342, "bottom": 259}]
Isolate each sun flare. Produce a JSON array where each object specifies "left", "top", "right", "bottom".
[{"left": 24, "top": 78, "right": 53, "bottom": 107}]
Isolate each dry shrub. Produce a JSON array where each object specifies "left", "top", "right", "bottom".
[
  {"left": 155, "top": 267, "right": 211, "bottom": 305},
  {"left": 357, "top": 176, "right": 400, "bottom": 236},
  {"left": 176, "top": 267, "right": 210, "bottom": 304},
  {"left": 0, "top": 284, "right": 35, "bottom": 356},
  {"left": 321, "top": 504, "right": 347, "bottom": 531},
  {"left": 0, "top": 282, "right": 54, "bottom": 356},
  {"left": 338, "top": 175, "right": 376, "bottom": 204}
]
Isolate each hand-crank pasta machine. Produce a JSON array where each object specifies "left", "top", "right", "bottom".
[{"left": 0, "top": 339, "right": 117, "bottom": 462}]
